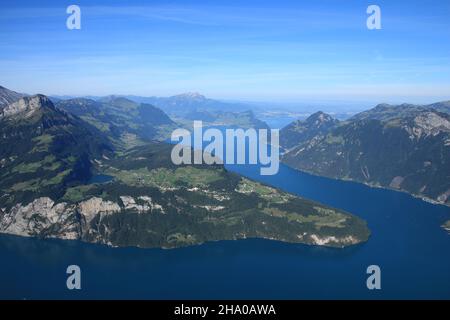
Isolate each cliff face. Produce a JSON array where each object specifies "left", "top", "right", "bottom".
[
  {"left": 0, "top": 190, "right": 369, "bottom": 249},
  {"left": 0, "top": 197, "right": 80, "bottom": 240},
  {"left": 0, "top": 86, "right": 25, "bottom": 109},
  {"left": 0, "top": 195, "right": 164, "bottom": 244},
  {"left": 0, "top": 95, "right": 53, "bottom": 119}
]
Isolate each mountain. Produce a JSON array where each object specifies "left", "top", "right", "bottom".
[
  {"left": 126, "top": 92, "right": 243, "bottom": 115},
  {"left": 56, "top": 96, "right": 176, "bottom": 146},
  {"left": 0, "top": 141, "right": 369, "bottom": 248},
  {"left": 0, "top": 89, "right": 369, "bottom": 248},
  {"left": 427, "top": 101, "right": 450, "bottom": 114},
  {"left": 125, "top": 93, "right": 269, "bottom": 129},
  {"left": 0, "top": 95, "right": 113, "bottom": 208},
  {"left": 351, "top": 101, "right": 450, "bottom": 122},
  {"left": 0, "top": 86, "right": 25, "bottom": 108},
  {"left": 280, "top": 111, "right": 339, "bottom": 150},
  {"left": 443, "top": 220, "right": 450, "bottom": 234},
  {"left": 281, "top": 103, "right": 450, "bottom": 206},
  {"left": 180, "top": 109, "right": 270, "bottom": 131}
]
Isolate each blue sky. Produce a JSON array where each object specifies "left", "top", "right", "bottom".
[{"left": 1, "top": 0, "right": 450, "bottom": 106}]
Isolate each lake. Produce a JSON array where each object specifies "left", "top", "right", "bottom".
[
  {"left": 87, "top": 174, "right": 114, "bottom": 184},
  {"left": 0, "top": 159, "right": 449, "bottom": 299}
]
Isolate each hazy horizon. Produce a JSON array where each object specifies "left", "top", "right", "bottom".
[{"left": 3, "top": 83, "right": 448, "bottom": 114}]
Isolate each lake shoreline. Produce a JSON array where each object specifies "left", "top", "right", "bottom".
[{"left": 281, "top": 163, "right": 450, "bottom": 209}]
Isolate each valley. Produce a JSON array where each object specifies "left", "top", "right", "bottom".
[
  {"left": 0, "top": 86, "right": 370, "bottom": 249},
  {"left": 1, "top": 83, "right": 449, "bottom": 252},
  {"left": 1, "top": 0, "right": 450, "bottom": 301},
  {"left": 0, "top": 86, "right": 449, "bottom": 299}
]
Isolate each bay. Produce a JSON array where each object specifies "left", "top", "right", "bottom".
[{"left": 0, "top": 161, "right": 449, "bottom": 299}]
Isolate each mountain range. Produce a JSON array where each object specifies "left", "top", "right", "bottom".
[
  {"left": 281, "top": 102, "right": 450, "bottom": 206},
  {"left": 111, "top": 92, "right": 269, "bottom": 129},
  {"left": 56, "top": 96, "right": 176, "bottom": 147},
  {"left": 0, "top": 85, "right": 369, "bottom": 248},
  {"left": 124, "top": 92, "right": 247, "bottom": 115},
  {"left": 51, "top": 92, "right": 269, "bottom": 130}
]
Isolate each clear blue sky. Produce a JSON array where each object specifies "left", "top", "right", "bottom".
[{"left": 1, "top": 0, "right": 449, "bottom": 105}]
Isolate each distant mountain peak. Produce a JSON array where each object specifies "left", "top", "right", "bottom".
[
  {"left": 374, "top": 103, "right": 391, "bottom": 108},
  {"left": 99, "top": 95, "right": 138, "bottom": 110},
  {"left": 174, "top": 92, "right": 206, "bottom": 100},
  {"left": 100, "top": 95, "right": 132, "bottom": 102},
  {"left": 280, "top": 111, "right": 339, "bottom": 150},
  {"left": 306, "top": 111, "right": 334, "bottom": 123},
  {"left": 303, "top": 112, "right": 338, "bottom": 129}
]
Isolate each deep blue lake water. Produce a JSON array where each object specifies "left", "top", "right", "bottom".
[
  {"left": 0, "top": 160, "right": 449, "bottom": 299},
  {"left": 87, "top": 174, "right": 114, "bottom": 184}
]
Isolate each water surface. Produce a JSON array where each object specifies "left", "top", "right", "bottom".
[{"left": 0, "top": 162, "right": 449, "bottom": 299}]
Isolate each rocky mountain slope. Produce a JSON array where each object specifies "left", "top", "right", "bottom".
[
  {"left": 281, "top": 102, "right": 450, "bottom": 206},
  {"left": 280, "top": 111, "right": 339, "bottom": 150},
  {"left": 0, "top": 95, "right": 113, "bottom": 208},
  {"left": 0, "top": 85, "right": 25, "bottom": 108}
]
